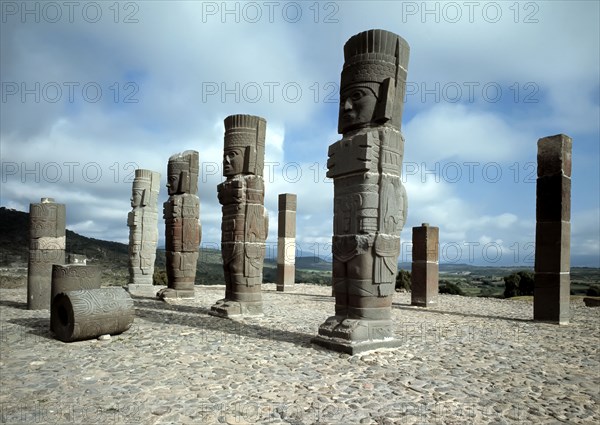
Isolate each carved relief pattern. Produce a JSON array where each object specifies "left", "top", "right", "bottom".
[
  {"left": 27, "top": 198, "right": 66, "bottom": 310},
  {"left": 52, "top": 288, "right": 134, "bottom": 342}
]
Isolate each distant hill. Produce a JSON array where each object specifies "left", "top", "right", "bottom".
[
  {"left": 264, "top": 255, "right": 331, "bottom": 271},
  {"left": 0, "top": 207, "right": 29, "bottom": 266},
  {"left": 0, "top": 208, "right": 332, "bottom": 285},
  {"left": 398, "top": 261, "right": 536, "bottom": 277},
  {"left": 0, "top": 207, "right": 225, "bottom": 285},
  {"left": 2, "top": 207, "right": 597, "bottom": 286},
  {"left": 0, "top": 206, "right": 131, "bottom": 268}
]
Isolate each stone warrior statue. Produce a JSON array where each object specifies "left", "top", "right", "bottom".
[
  {"left": 313, "top": 29, "right": 410, "bottom": 353},
  {"left": 211, "top": 114, "right": 268, "bottom": 317},
  {"left": 127, "top": 169, "right": 160, "bottom": 293},
  {"left": 158, "top": 151, "right": 201, "bottom": 299}
]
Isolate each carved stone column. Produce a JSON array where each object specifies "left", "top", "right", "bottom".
[
  {"left": 211, "top": 114, "right": 268, "bottom": 317},
  {"left": 534, "top": 134, "right": 572, "bottom": 324},
  {"left": 411, "top": 223, "right": 439, "bottom": 307},
  {"left": 277, "top": 193, "right": 297, "bottom": 292},
  {"left": 127, "top": 169, "right": 161, "bottom": 294},
  {"left": 27, "top": 198, "right": 66, "bottom": 310},
  {"left": 158, "top": 151, "right": 201, "bottom": 299},
  {"left": 313, "top": 29, "right": 410, "bottom": 354}
]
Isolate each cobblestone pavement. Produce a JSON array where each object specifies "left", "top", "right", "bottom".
[{"left": 1, "top": 284, "right": 598, "bottom": 424}]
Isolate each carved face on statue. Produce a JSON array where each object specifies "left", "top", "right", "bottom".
[
  {"left": 223, "top": 148, "right": 244, "bottom": 177},
  {"left": 339, "top": 85, "right": 379, "bottom": 133},
  {"left": 166, "top": 170, "right": 181, "bottom": 196},
  {"left": 130, "top": 189, "right": 144, "bottom": 208}
]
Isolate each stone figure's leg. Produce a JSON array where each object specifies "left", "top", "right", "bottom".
[
  {"left": 228, "top": 244, "right": 244, "bottom": 300},
  {"left": 332, "top": 256, "right": 348, "bottom": 317},
  {"left": 212, "top": 243, "right": 262, "bottom": 316},
  {"left": 158, "top": 251, "right": 196, "bottom": 299},
  {"left": 347, "top": 251, "right": 393, "bottom": 320},
  {"left": 316, "top": 254, "right": 348, "bottom": 337},
  {"left": 223, "top": 263, "right": 232, "bottom": 300},
  {"left": 331, "top": 251, "right": 393, "bottom": 342}
]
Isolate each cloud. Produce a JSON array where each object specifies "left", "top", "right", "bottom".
[
  {"left": 401, "top": 177, "right": 536, "bottom": 265},
  {"left": 1, "top": 1, "right": 598, "bottom": 267},
  {"left": 404, "top": 103, "right": 536, "bottom": 163},
  {"left": 571, "top": 208, "right": 600, "bottom": 258}
]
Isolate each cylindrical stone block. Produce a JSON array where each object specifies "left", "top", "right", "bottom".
[
  {"left": 411, "top": 223, "right": 439, "bottom": 307},
  {"left": 28, "top": 249, "right": 66, "bottom": 310},
  {"left": 27, "top": 197, "right": 66, "bottom": 310},
  {"left": 52, "top": 288, "right": 134, "bottom": 342}
]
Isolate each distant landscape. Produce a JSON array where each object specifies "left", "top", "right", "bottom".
[{"left": 1, "top": 207, "right": 598, "bottom": 297}]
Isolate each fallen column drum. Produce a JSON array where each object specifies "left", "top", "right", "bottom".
[{"left": 52, "top": 287, "right": 134, "bottom": 342}]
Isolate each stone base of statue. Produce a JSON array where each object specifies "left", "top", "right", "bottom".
[
  {"left": 126, "top": 283, "right": 157, "bottom": 297},
  {"left": 129, "top": 274, "right": 153, "bottom": 286},
  {"left": 156, "top": 287, "right": 195, "bottom": 299},
  {"left": 312, "top": 316, "right": 401, "bottom": 355},
  {"left": 209, "top": 298, "right": 263, "bottom": 318}
]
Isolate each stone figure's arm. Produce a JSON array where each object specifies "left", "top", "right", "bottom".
[
  {"left": 401, "top": 183, "right": 408, "bottom": 230},
  {"left": 217, "top": 182, "right": 225, "bottom": 205},
  {"left": 264, "top": 207, "right": 269, "bottom": 241}
]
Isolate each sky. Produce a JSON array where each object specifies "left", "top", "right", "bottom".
[{"left": 1, "top": 0, "right": 599, "bottom": 267}]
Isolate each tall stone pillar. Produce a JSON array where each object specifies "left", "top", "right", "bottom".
[
  {"left": 411, "top": 223, "right": 439, "bottom": 307},
  {"left": 127, "top": 169, "right": 161, "bottom": 294},
  {"left": 534, "top": 134, "right": 572, "bottom": 324},
  {"left": 211, "top": 114, "right": 268, "bottom": 318},
  {"left": 313, "top": 29, "right": 410, "bottom": 354},
  {"left": 27, "top": 198, "right": 66, "bottom": 310},
  {"left": 277, "top": 193, "right": 297, "bottom": 292},
  {"left": 157, "top": 151, "right": 201, "bottom": 299}
]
